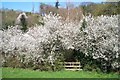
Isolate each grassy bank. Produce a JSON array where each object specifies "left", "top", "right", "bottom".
[{"left": 2, "top": 67, "right": 119, "bottom": 78}]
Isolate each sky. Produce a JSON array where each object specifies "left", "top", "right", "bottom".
[{"left": 1, "top": 0, "right": 105, "bottom": 13}]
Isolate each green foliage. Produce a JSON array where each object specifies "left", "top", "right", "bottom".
[
  {"left": 2, "top": 54, "right": 24, "bottom": 68},
  {"left": 2, "top": 52, "right": 64, "bottom": 71},
  {"left": 81, "top": 2, "right": 119, "bottom": 16},
  {"left": 20, "top": 14, "right": 28, "bottom": 32},
  {"left": 53, "top": 57, "right": 64, "bottom": 71},
  {"left": 83, "top": 64, "right": 101, "bottom": 72},
  {"left": 2, "top": 10, "right": 18, "bottom": 29},
  {"left": 1, "top": 9, "right": 42, "bottom": 30},
  {"left": 80, "top": 19, "right": 87, "bottom": 31}
]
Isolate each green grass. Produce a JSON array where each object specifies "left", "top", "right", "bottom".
[
  {"left": 0, "top": 68, "right": 2, "bottom": 78},
  {"left": 2, "top": 67, "right": 119, "bottom": 78}
]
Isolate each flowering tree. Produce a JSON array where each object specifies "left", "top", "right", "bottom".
[
  {"left": 75, "top": 15, "right": 119, "bottom": 72},
  {"left": 16, "top": 12, "right": 28, "bottom": 32},
  {"left": 0, "top": 13, "right": 119, "bottom": 72}
]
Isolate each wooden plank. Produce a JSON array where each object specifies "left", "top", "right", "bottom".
[
  {"left": 58, "top": 62, "right": 80, "bottom": 65},
  {"left": 64, "top": 62, "right": 80, "bottom": 64},
  {"left": 64, "top": 66, "right": 81, "bottom": 68},
  {"left": 65, "top": 69, "right": 82, "bottom": 71},
  {"left": 57, "top": 62, "right": 82, "bottom": 71}
]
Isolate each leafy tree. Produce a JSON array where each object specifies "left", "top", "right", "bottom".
[
  {"left": 20, "top": 14, "right": 28, "bottom": 32},
  {"left": 1, "top": 13, "right": 119, "bottom": 72}
]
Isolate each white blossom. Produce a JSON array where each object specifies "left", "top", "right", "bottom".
[{"left": 0, "top": 14, "right": 119, "bottom": 69}]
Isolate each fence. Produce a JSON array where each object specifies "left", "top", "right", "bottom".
[{"left": 63, "top": 62, "right": 82, "bottom": 71}]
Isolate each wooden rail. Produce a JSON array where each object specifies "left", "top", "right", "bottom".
[{"left": 63, "top": 62, "right": 82, "bottom": 71}]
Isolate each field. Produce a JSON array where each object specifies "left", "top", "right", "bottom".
[{"left": 2, "top": 67, "right": 119, "bottom": 78}]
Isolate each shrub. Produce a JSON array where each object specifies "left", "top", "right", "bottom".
[{"left": 0, "top": 13, "right": 119, "bottom": 72}]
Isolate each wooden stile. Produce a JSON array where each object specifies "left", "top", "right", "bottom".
[{"left": 63, "top": 62, "right": 82, "bottom": 71}]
